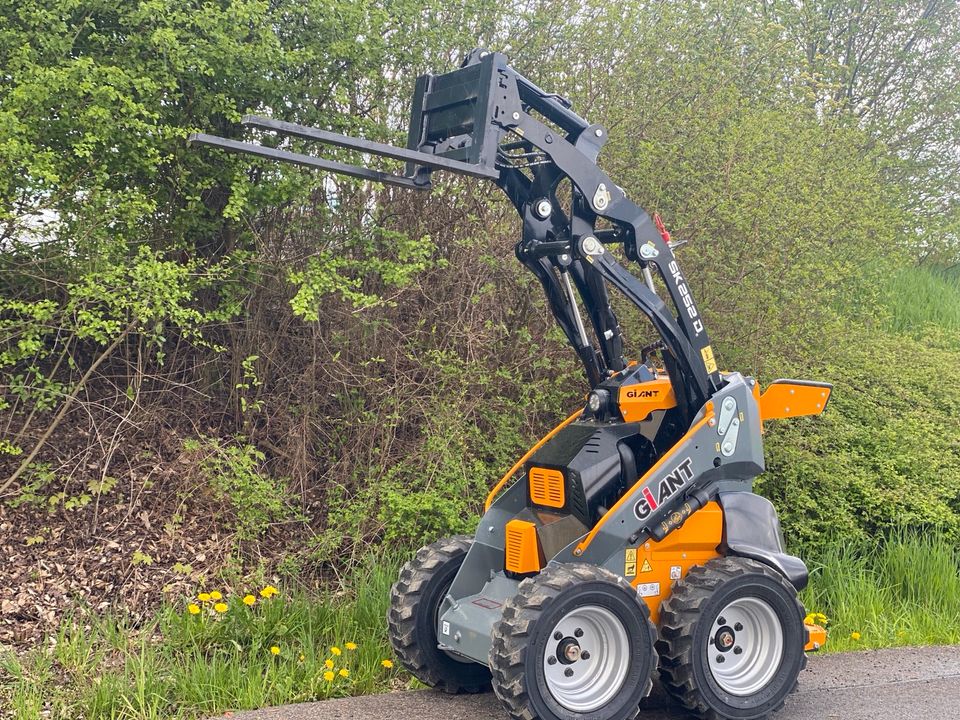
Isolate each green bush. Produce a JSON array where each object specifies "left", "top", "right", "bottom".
[
  {"left": 760, "top": 308, "right": 960, "bottom": 551},
  {"left": 185, "top": 436, "right": 297, "bottom": 541}
]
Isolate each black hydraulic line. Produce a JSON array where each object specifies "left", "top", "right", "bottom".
[
  {"left": 582, "top": 248, "right": 711, "bottom": 418},
  {"left": 519, "top": 250, "right": 603, "bottom": 387},
  {"left": 568, "top": 260, "right": 625, "bottom": 373}
]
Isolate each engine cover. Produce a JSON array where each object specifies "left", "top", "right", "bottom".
[{"left": 525, "top": 421, "right": 651, "bottom": 526}]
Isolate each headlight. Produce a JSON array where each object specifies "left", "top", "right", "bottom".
[
  {"left": 587, "top": 390, "right": 607, "bottom": 414},
  {"left": 588, "top": 392, "right": 602, "bottom": 412}
]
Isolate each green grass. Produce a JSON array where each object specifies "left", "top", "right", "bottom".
[
  {"left": 0, "top": 552, "right": 405, "bottom": 720},
  {"left": 883, "top": 264, "right": 960, "bottom": 334},
  {"left": 801, "top": 530, "right": 960, "bottom": 652},
  {"left": 3, "top": 532, "right": 959, "bottom": 719}
]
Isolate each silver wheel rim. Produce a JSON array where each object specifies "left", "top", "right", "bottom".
[
  {"left": 541, "top": 604, "right": 630, "bottom": 712},
  {"left": 706, "top": 596, "right": 784, "bottom": 696}
]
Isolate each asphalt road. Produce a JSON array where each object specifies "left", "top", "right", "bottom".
[{"left": 224, "top": 645, "right": 960, "bottom": 720}]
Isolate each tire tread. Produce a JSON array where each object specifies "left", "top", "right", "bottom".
[
  {"left": 387, "top": 535, "right": 490, "bottom": 694},
  {"left": 655, "top": 556, "right": 805, "bottom": 720}
]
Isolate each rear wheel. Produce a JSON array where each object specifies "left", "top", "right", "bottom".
[
  {"left": 387, "top": 535, "right": 491, "bottom": 693},
  {"left": 489, "top": 563, "right": 657, "bottom": 720},
  {"left": 657, "top": 556, "right": 805, "bottom": 719}
]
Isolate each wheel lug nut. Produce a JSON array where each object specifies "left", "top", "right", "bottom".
[
  {"left": 574, "top": 628, "right": 584, "bottom": 638},
  {"left": 580, "top": 651, "right": 590, "bottom": 660},
  {"left": 716, "top": 655, "right": 725, "bottom": 663},
  {"left": 734, "top": 646, "right": 743, "bottom": 655},
  {"left": 564, "top": 668, "right": 574, "bottom": 677},
  {"left": 547, "top": 656, "right": 557, "bottom": 665},
  {"left": 734, "top": 623, "right": 743, "bottom": 631},
  {"left": 554, "top": 631, "right": 563, "bottom": 640},
  {"left": 717, "top": 616, "right": 726, "bottom": 625}
]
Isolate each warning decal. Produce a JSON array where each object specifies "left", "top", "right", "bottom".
[
  {"left": 624, "top": 548, "right": 637, "bottom": 577},
  {"left": 640, "top": 559, "right": 652, "bottom": 574},
  {"left": 701, "top": 345, "right": 718, "bottom": 374}
]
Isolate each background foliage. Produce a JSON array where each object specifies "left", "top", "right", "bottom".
[{"left": 1, "top": 0, "right": 959, "bottom": 577}]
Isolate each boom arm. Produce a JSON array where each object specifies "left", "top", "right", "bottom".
[{"left": 189, "top": 49, "right": 722, "bottom": 424}]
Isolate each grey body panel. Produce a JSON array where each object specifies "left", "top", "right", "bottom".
[
  {"left": 570, "top": 373, "right": 765, "bottom": 568},
  {"left": 437, "top": 373, "right": 795, "bottom": 668}
]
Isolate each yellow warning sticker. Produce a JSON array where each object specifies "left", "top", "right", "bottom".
[
  {"left": 701, "top": 345, "right": 718, "bottom": 374},
  {"left": 624, "top": 548, "right": 637, "bottom": 577},
  {"left": 640, "top": 559, "right": 653, "bottom": 574}
]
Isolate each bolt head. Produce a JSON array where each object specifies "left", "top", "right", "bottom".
[
  {"left": 512, "top": 111, "right": 520, "bottom": 121},
  {"left": 580, "top": 650, "right": 590, "bottom": 660},
  {"left": 734, "top": 646, "right": 743, "bottom": 655},
  {"left": 582, "top": 236, "right": 600, "bottom": 253},
  {"left": 716, "top": 655, "right": 725, "bottom": 663},
  {"left": 594, "top": 128, "right": 603, "bottom": 137},
  {"left": 564, "top": 668, "right": 574, "bottom": 677},
  {"left": 547, "top": 656, "right": 557, "bottom": 665},
  {"left": 554, "top": 631, "right": 563, "bottom": 641},
  {"left": 534, "top": 199, "right": 552, "bottom": 219},
  {"left": 717, "top": 617, "right": 726, "bottom": 626},
  {"left": 734, "top": 622, "right": 743, "bottom": 631},
  {"left": 574, "top": 628, "right": 584, "bottom": 638}
]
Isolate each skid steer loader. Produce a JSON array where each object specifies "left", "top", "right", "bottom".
[{"left": 192, "top": 49, "right": 831, "bottom": 720}]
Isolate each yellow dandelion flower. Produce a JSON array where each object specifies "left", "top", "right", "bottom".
[
  {"left": 338, "top": 668, "right": 349, "bottom": 678},
  {"left": 259, "top": 585, "right": 279, "bottom": 598},
  {"left": 209, "top": 591, "right": 222, "bottom": 601},
  {"left": 242, "top": 594, "right": 256, "bottom": 606},
  {"left": 324, "top": 658, "right": 334, "bottom": 669},
  {"left": 381, "top": 659, "right": 394, "bottom": 669},
  {"left": 299, "top": 654, "right": 305, "bottom": 662},
  {"left": 330, "top": 646, "right": 341, "bottom": 656},
  {"left": 345, "top": 642, "right": 358, "bottom": 651},
  {"left": 197, "top": 593, "right": 211, "bottom": 602},
  {"left": 214, "top": 602, "right": 228, "bottom": 613},
  {"left": 323, "top": 670, "right": 335, "bottom": 682},
  {"left": 187, "top": 603, "right": 201, "bottom": 615},
  {"left": 850, "top": 631, "right": 861, "bottom": 641},
  {"left": 270, "top": 646, "right": 280, "bottom": 656}
]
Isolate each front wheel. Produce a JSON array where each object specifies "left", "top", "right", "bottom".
[
  {"left": 657, "top": 556, "right": 805, "bottom": 719},
  {"left": 489, "top": 563, "right": 657, "bottom": 720},
  {"left": 387, "top": 535, "right": 491, "bottom": 693}
]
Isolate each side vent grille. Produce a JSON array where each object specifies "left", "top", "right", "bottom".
[
  {"left": 529, "top": 467, "right": 565, "bottom": 508},
  {"left": 505, "top": 519, "right": 541, "bottom": 574}
]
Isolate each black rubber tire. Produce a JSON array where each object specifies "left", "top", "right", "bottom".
[
  {"left": 489, "top": 563, "right": 658, "bottom": 720},
  {"left": 656, "top": 556, "right": 806, "bottom": 720},
  {"left": 387, "top": 535, "right": 491, "bottom": 693}
]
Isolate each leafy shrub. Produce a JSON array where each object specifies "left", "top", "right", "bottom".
[
  {"left": 184, "top": 436, "right": 296, "bottom": 541},
  {"left": 760, "top": 321, "right": 960, "bottom": 551}
]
